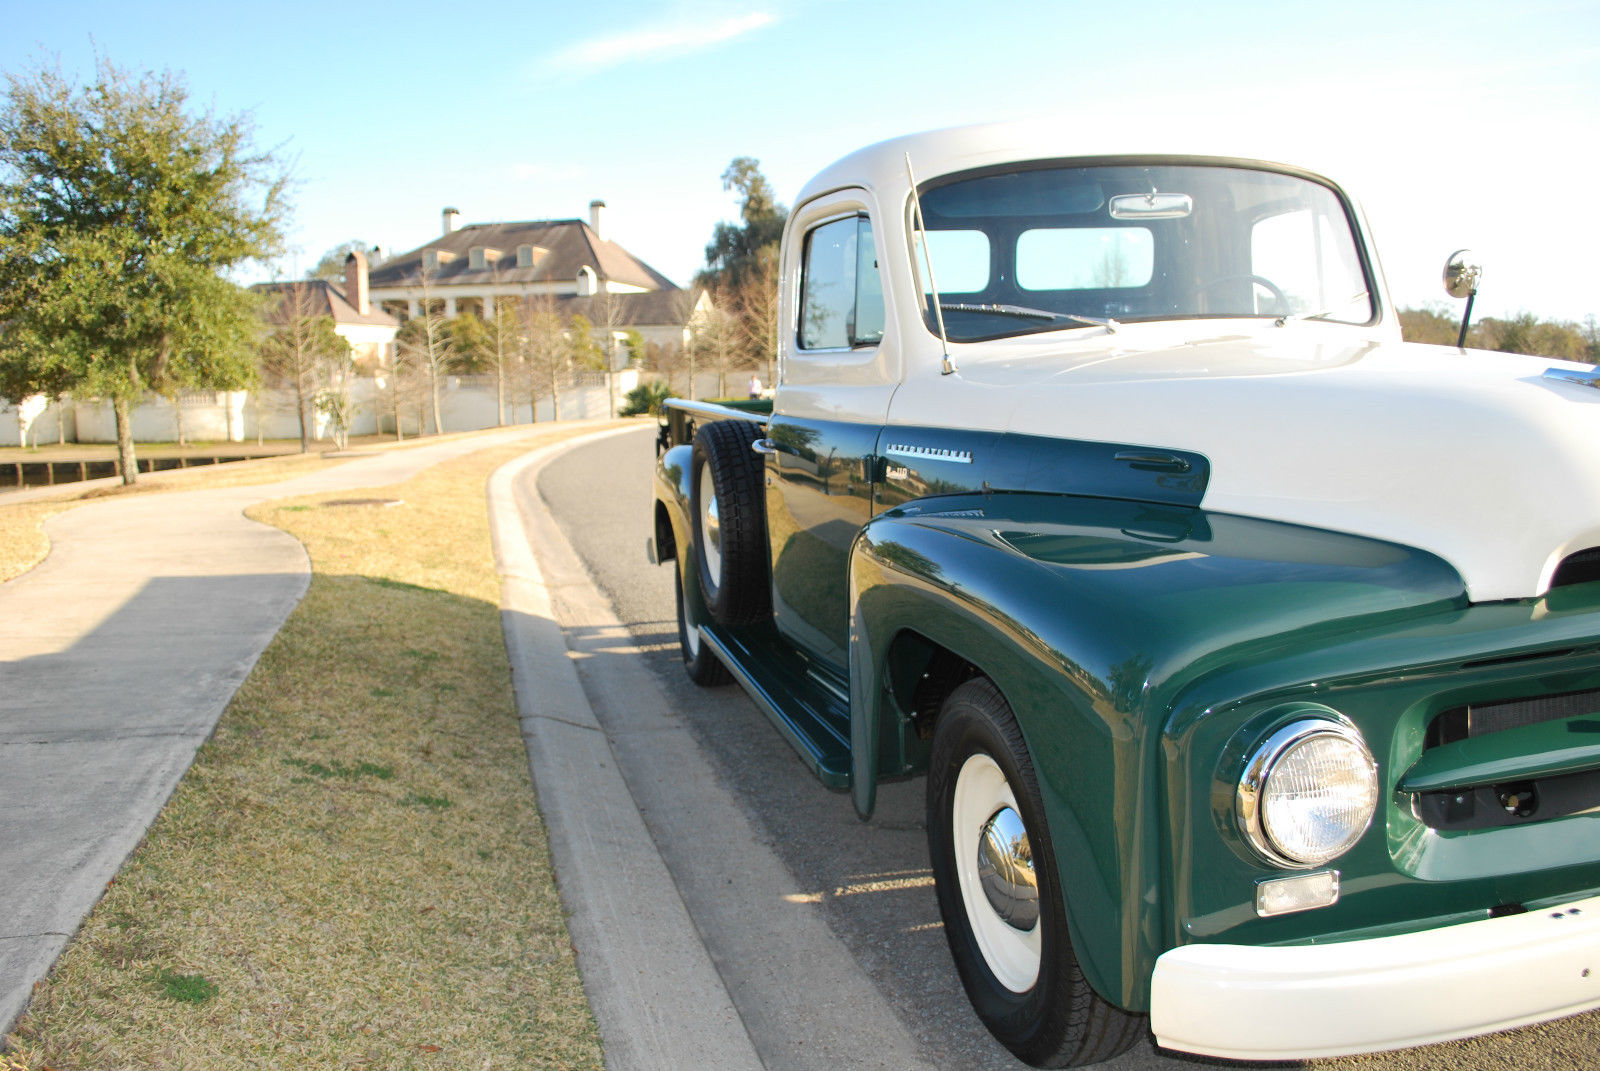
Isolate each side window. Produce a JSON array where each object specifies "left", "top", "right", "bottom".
[
  {"left": 1250, "top": 200, "right": 1371, "bottom": 321},
  {"left": 799, "top": 214, "right": 884, "bottom": 350}
]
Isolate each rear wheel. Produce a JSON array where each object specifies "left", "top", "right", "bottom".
[
  {"left": 691, "top": 420, "right": 771, "bottom": 627},
  {"left": 928, "top": 678, "right": 1144, "bottom": 1067},
  {"left": 675, "top": 563, "right": 730, "bottom": 686}
]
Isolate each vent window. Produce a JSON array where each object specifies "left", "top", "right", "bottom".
[{"left": 1552, "top": 548, "right": 1600, "bottom": 589}]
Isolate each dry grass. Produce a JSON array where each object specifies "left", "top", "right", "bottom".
[{"left": 3, "top": 425, "right": 610, "bottom": 1070}]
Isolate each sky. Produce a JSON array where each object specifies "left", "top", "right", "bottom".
[{"left": 3, "top": 0, "right": 1598, "bottom": 323}]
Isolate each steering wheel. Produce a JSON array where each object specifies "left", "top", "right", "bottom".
[{"left": 1202, "top": 274, "right": 1289, "bottom": 316}]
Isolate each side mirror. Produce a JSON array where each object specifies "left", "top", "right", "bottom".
[
  {"left": 1443, "top": 249, "right": 1482, "bottom": 299},
  {"left": 1442, "top": 250, "right": 1483, "bottom": 351}
]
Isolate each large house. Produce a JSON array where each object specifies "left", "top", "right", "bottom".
[
  {"left": 252, "top": 257, "right": 400, "bottom": 371},
  {"left": 366, "top": 201, "right": 709, "bottom": 355}
]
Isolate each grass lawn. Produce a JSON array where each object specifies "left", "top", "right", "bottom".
[{"left": 2, "top": 426, "right": 608, "bottom": 1070}]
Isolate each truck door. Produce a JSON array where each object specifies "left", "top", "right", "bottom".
[{"left": 766, "top": 197, "right": 894, "bottom": 673}]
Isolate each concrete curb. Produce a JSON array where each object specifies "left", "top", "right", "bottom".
[{"left": 488, "top": 432, "right": 764, "bottom": 1071}]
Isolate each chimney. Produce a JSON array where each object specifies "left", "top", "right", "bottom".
[
  {"left": 589, "top": 199, "right": 606, "bottom": 241},
  {"left": 442, "top": 206, "right": 460, "bottom": 235},
  {"left": 344, "top": 249, "right": 370, "bottom": 315}
]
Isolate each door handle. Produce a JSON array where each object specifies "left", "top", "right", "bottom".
[
  {"left": 751, "top": 438, "right": 779, "bottom": 456},
  {"left": 1114, "top": 451, "right": 1190, "bottom": 474}
]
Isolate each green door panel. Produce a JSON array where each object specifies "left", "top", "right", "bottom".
[{"left": 767, "top": 415, "right": 881, "bottom": 670}]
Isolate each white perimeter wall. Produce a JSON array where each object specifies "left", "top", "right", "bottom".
[{"left": 8, "top": 372, "right": 638, "bottom": 444}]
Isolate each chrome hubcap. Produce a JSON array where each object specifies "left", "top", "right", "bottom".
[
  {"left": 699, "top": 460, "right": 722, "bottom": 583},
  {"left": 977, "top": 806, "right": 1038, "bottom": 931},
  {"left": 952, "top": 752, "right": 1042, "bottom": 992}
]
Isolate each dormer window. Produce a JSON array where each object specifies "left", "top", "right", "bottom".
[
  {"left": 422, "top": 249, "right": 457, "bottom": 273},
  {"left": 576, "top": 265, "right": 598, "bottom": 297},
  {"left": 517, "top": 244, "right": 534, "bottom": 268},
  {"left": 470, "top": 247, "right": 502, "bottom": 270}
]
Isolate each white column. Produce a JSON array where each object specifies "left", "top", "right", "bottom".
[
  {"left": 445, "top": 296, "right": 458, "bottom": 317},
  {"left": 407, "top": 298, "right": 420, "bottom": 319}
]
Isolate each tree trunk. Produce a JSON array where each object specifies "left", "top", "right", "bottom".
[
  {"left": 174, "top": 397, "right": 186, "bottom": 447},
  {"left": 391, "top": 379, "right": 404, "bottom": 442},
  {"left": 550, "top": 372, "right": 561, "bottom": 422},
  {"left": 429, "top": 364, "right": 442, "bottom": 435},
  {"left": 295, "top": 382, "right": 311, "bottom": 453},
  {"left": 114, "top": 395, "right": 138, "bottom": 486},
  {"left": 496, "top": 367, "right": 507, "bottom": 426}
]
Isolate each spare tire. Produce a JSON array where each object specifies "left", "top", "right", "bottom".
[{"left": 691, "top": 420, "right": 771, "bottom": 627}]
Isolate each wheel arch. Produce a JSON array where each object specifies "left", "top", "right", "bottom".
[{"left": 848, "top": 514, "right": 1144, "bottom": 1009}]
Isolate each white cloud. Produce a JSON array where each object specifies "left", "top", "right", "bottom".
[{"left": 543, "top": 11, "right": 777, "bottom": 75}]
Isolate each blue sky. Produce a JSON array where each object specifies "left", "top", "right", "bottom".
[{"left": 3, "top": 0, "right": 1598, "bottom": 322}]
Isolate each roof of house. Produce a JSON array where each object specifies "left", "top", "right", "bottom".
[
  {"left": 368, "top": 219, "right": 679, "bottom": 293},
  {"left": 253, "top": 280, "right": 398, "bottom": 328},
  {"left": 558, "top": 289, "right": 703, "bottom": 327}
]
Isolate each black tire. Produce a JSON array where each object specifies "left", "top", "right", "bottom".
[
  {"left": 691, "top": 420, "right": 771, "bottom": 626},
  {"left": 928, "top": 678, "right": 1145, "bottom": 1068},
  {"left": 675, "top": 562, "right": 731, "bottom": 686}
]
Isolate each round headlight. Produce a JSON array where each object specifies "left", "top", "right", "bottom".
[{"left": 1237, "top": 717, "right": 1378, "bottom": 868}]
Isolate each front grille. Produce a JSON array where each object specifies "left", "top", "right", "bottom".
[
  {"left": 1425, "top": 687, "right": 1600, "bottom": 748},
  {"left": 1416, "top": 687, "right": 1600, "bottom": 831}
]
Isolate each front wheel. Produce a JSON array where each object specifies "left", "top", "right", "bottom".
[
  {"left": 675, "top": 563, "right": 731, "bottom": 686},
  {"left": 928, "top": 678, "right": 1144, "bottom": 1067}
]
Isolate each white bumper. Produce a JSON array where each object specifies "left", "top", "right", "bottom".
[{"left": 1151, "top": 893, "right": 1600, "bottom": 1061}]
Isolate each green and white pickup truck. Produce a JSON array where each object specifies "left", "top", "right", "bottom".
[{"left": 648, "top": 122, "right": 1600, "bottom": 1067}]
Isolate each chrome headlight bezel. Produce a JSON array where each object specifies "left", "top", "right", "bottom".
[{"left": 1236, "top": 714, "right": 1378, "bottom": 869}]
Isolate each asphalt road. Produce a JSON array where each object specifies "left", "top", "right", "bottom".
[{"left": 532, "top": 424, "right": 1600, "bottom": 1071}]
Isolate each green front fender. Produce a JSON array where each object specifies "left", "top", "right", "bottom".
[{"left": 847, "top": 491, "right": 1466, "bottom": 1008}]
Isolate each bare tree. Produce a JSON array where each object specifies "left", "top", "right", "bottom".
[
  {"left": 521, "top": 294, "right": 569, "bottom": 422},
  {"left": 258, "top": 282, "right": 350, "bottom": 452},
  {"left": 396, "top": 270, "right": 456, "bottom": 434},
  {"left": 732, "top": 249, "right": 780, "bottom": 388},
  {"left": 485, "top": 297, "right": 523, "bottom": 425},
  {"left": 692, "top": 299, "right": 743, "bottom": 399}
]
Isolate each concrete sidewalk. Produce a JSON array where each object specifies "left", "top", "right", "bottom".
[{"left": 0, "top": 423, "right": 595, "bottom": 1038}]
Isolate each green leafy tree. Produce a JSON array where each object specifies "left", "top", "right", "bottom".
[
  {"left": 623, "top": 329, "right": 647, "bottom": 366},
  {"left": 308, "top": 239, "right": 373, "bottom": 281},
  {"left": 447, "top": 311, "right": 492, "bottom": 373},
  {"left": 1398, "top": 304, "right": 1467, "bottom": 346},
  {"left": 1480, "top": 312, "right": 1588, "bottom": 360},
  {"left": 700, "top": 156, "right": 786, "bottom": 293},
  {"left": 568, "top": 313, "right": 606, "bottom": 373},
  {"left": 0, "top": 58, "right": 287, "bottom": 484}
]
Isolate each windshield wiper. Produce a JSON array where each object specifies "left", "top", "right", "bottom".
[
  {"left": 1275, "top": 291, "right": 1370, "bottom": 327},
  {"left": 940, "top": 302, "right": 1118, "bottom": 334}
]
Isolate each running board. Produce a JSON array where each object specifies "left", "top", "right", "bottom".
[{"left": 698, "top": 622, "right": 852, "bottom": 789}]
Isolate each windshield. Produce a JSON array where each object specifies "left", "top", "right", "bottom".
[{"left": 912, "top": 162, "right": 1374, "bottom": 342}]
